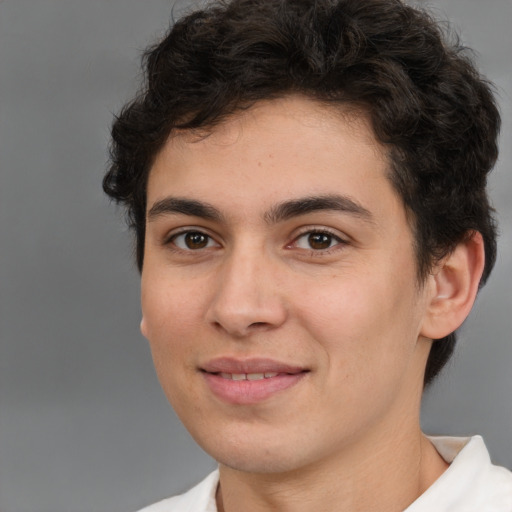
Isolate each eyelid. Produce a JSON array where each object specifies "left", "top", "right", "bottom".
[
  {"left": 161, "top": 225, "right": 348, "bottom": 253},
  {"left": 288, "top": 226, "right": 349, "bottom": 251},
  {"left": 164, "top": 227, "right": 222, "bottom": 250}
]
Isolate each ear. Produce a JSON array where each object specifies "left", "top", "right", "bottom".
[
  {"left": 420, "top": 231, "right": 485, "bottom": 340},
  {"left": 140, "top": 316, "right": 148, "bottom": 339}
]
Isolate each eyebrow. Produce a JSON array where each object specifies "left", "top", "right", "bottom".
[
  {"left": 264, "top": 194, "right": 374, "bottom": 224},
  {"left": 147, "top": 194, "right": 373, "bottom": 224},
  {"left": 147, "top": 197, "right": 224, "bottom": 222}
]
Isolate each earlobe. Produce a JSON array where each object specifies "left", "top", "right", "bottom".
[
  {"left": 140, "top": 316, "right": 148, "bottom": 339},
  {"left": 420, "top": 231, "right": 485, "bottom": 340}
]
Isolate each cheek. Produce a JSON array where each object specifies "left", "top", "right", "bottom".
[
  {"left": 141, "top": 278, "right": 203, "bottom": 371},
  {"left": 294, "top": 274, "right": 392, "bottom": 334},
  {"left": 292, "top": 268, "right": 421, "bottom": 372},
  {"left": 142, "top": 270, "right": 205, "bottom": 332},
  {"left": 141, "top": 284, "right": 205, "bottom": 412}
]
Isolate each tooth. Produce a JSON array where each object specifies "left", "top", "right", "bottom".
[
  {"left": 247, "top": 373, "right": 265, "bottom": 381},
  {"left": 264, "top": 372, "right": 278, "bottom": 378},
  {"left": 220, "top": 373, "right": 231, "bottom": 379},
  {"left": 231, "top": 373, "right": 247, "bottom": 381}
]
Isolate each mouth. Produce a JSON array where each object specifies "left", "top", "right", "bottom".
[
  {"left": 216, "top": 372, "right": 280, "bottom": 381},
  {"left": 200, "top": 358, "right": 309, "bottom": 405}
]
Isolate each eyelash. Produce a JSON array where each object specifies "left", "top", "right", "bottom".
[
  {"left": 290, "top": 228, "right": 347, "bottom": 254},
  {"left": 164, "top": 228, "right": 347, "bottom": 254},
  {"left": 166, "top": 229, "right": 220, "bottom": 251}
]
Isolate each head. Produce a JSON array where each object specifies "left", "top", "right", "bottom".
[{"left": 104, "top": 0, "right": 499, "bottom": 386}]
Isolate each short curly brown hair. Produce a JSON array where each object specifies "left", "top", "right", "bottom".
[{"left": 104, "top": 0, "right": 500, "bottom": 386}]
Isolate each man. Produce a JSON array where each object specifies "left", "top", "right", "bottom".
[{"left": 103, "top": 0, "right": 512, "bottom": 510}]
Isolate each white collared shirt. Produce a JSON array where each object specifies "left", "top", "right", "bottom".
[{"left": 137, "top": 436, "right": 512, "bottom": 512}]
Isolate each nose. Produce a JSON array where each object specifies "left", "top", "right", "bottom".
[{"left": 205, "top": 248, "right": 288, "bottom": 337}]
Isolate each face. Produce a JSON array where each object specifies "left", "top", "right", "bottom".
[{"left": 141, "top": 96, "right": 433, "bottom": 475}]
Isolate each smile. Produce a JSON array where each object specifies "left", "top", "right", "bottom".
[
  {"left": 200, "top": 358, "right": 309, "bottom": 405},
  {"left": 219, "top": 372, "right": 279, "bottom": 380}
]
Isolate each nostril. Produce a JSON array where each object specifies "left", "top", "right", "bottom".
[{"left": 249, "top": 322, "right": 268, "bottom": 328}]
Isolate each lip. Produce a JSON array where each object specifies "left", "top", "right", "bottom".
[
  {"left": 201, "top": 357, "right": 306, "bottom": 375},
  {"left": 200, "top": 357, "right": 309, "bottom": 405}
]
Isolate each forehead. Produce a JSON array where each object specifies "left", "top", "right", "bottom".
[
  {"left": 172, "top": 96, "right": 378, "bottom": 146},
  {"left": 147, "top": 96, "right": 392, "bottom": 206}
]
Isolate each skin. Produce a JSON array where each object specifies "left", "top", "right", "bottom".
[{"left": 140, "top": 96, "right": 482, "bottom": 511}]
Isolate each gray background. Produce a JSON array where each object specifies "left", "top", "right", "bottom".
[{"left": 0, "top": 1, "right": 510, "bottom": 511}]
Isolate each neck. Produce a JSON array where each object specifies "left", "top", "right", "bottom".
[{"left": 216, "top": 423, "right": 448, "bottom": 512}]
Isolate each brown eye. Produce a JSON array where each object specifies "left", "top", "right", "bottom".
[
  {"left": 294, "top": 230, "right": 343, "bottom": 251},
  {"left": 172, "top": 231, "right": 218, "bottom": 250},
  {"left": 308, "top": 233, "right": 333, "bottom": 250},
  {"left": 185, "top": 232, "right": 208, "bottom": 249}
]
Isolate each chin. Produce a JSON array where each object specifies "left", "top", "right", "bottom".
[
  {"left": 217, "top": 449, "right": 308, "bottom": 475},
  {"left": 194, "top": 427, "right": 320, "bottom": 475}
]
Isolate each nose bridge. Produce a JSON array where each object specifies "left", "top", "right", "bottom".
[{"left": 206, "top": 240, "right": 286, "bottom": 336}]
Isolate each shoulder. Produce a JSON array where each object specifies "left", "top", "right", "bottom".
[{"left": 136, "top": 470, "right": 219, "bottom": 512}]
